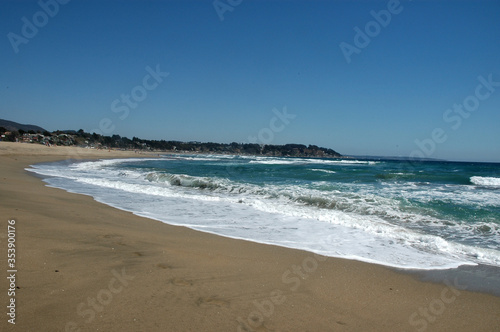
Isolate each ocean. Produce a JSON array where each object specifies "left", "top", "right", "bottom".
[{"left": 27, "top": 154, "right": 500, "bottom": 271}]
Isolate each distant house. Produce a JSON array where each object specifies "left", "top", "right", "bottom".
[{"left": 22, "top": 133, "right": 45, "bottom": 143}]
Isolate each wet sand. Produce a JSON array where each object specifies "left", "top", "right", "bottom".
[{"left": 1, "top": 142, "right": 499, "bottom": 331}]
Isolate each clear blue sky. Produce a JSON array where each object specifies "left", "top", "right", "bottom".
[{"left": 1, "top": 0, "right": 499, "bottom": 162}]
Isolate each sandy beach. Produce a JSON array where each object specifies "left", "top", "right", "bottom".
[{"left": 1, "top": 142, "right": 499, "bottom": 332}]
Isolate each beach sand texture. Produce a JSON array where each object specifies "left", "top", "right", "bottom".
[{"left": 1, "top": 142, "right": 499, "bottom": 331}]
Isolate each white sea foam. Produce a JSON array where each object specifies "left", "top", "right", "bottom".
[
  {"left": 369, "top": 179, "right": 500, "bottom": 208},
  {"left": 249, "top": 159, "right": 301, "bottom": 165},
  {"left": 311, "top": 169, "right": 336, "bottom": 174},
  {"left": 71, "top": 158, "right": 159, "bottom": 170},
  {"left": 25, "top": 158, "right": 500, "bottom": 270},
  {"left": 245, "top": 156, "right": 378, "bottom": 165},
  {"left": 164, "top": 154, "right": 378, "bottom": 166},
  {"left": 471, "top": 176, "right": 500, "bottom": 187}
]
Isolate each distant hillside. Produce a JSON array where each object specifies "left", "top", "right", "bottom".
[
  {"left": 0, "top": 119, "right": 47, "bottom": 133},
  {"left": 0, "top": 120, "right": 342, "bottom": 158}
]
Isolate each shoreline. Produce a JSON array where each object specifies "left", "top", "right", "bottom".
[{"left": 1, "top": 142, "right": 499, "bottom": 331}]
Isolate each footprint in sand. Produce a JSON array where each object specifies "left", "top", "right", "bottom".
[
  {"left": 196, "top": 296, "right": 230, "bottom": 308},
  {"left": 170, "top": 278, "right": 193, "bottom": 286},
  {"left": 156, "top": 263, "right": 173, "bottom": 269}
]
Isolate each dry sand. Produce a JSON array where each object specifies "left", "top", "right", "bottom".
[{"left": 1, "top": 142, "right": 499, "bottom": 331}]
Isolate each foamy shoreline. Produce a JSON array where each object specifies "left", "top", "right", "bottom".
[{"left": 1, "top": 141, "right": 499, "bottom": 331}]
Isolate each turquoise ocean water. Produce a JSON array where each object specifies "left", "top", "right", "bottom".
[{"left": 27, "top": 154, "right": 500, "bottom": 271}]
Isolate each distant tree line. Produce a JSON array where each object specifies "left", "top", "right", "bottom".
[{"left": 0, "top": 127, "right": 342, "bottom": 158}]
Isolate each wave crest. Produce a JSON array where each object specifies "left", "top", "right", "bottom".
[
  {"left": 471, "top": 176, "right": 500, "bottom": 187},
  {"left": 145, "top": 172, "right": 223, "bottom": 190}
]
